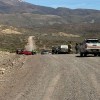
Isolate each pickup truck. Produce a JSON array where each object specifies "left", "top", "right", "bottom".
[{"left": 80, "top": 39, "right": 100, "bottom": 57}]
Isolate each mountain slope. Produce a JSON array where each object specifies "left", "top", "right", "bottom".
[
  {"left": 0, "top": 0, "right": 56, "bottom": 14},
  {"left": 0, "top": 0, "right": 100, "bottom": 16},
  {"left": 0, "top": 0, "right": 23, "bottom": 5},
  {"left": 0, "top": 0, "right": 100, "bottom": 27}
]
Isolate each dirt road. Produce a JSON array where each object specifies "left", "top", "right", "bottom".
[
  {"left": 0, "top": 54, "right": 100, "bottom": 100},
  {"left": 25, "top": 36, "right": 36, "bottom": 51}
]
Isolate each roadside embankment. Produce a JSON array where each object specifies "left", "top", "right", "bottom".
[{"left": 0, "top": 51, "right": 27, "bottom": 75}]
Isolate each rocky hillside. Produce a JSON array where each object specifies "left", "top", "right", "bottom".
[
  {"left": 0, "top": 0, "right": 100, "bottom": 52},
  {"left": 0, "top": 0, "right": 100, "bottom": 25},
  {"left": 0, "top": 0, "right": 55, "bottom": 14}
]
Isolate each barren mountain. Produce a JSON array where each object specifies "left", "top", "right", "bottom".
[
  {"left": 0, "top": 0, "right": 100, "bottom": 35},
  {"left": 0, "top": 0, "right": 56, "bottom": 14},
  {"left": 0, "top": 0, "right": 100, "bottom": 25},
  {"left": 0, "top": 0, "right": 23, "bottom": 5},
  {"left": 0, "top": 0, "right": 100, "bottom": 16}
]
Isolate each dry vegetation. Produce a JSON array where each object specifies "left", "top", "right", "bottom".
[
  {"left": 0, "top": 23, "right": 100, "bottom": 52},
  {"left": 0, "top": 25, "right": 22, "bottom": 34},
  {"left": 0, "top": 25, "right": 28, "bottom": 52}
]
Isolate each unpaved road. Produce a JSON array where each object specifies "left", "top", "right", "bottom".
[
  {"left": 0, "top": 54, "right": 100, "bottom": 100},
  {"left": 25, "top": 36, "right": 36, "bottom": 51}
]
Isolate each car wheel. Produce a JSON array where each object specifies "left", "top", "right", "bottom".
[{"left": 80, "top": 52, "right": 83, "bottom": 57}]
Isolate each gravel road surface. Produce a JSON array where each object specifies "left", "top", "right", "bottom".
[{"left": 0, "top": 54, "right": 100, "bottom": 100}]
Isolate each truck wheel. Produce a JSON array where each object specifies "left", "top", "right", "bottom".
[
  {"left": 94, "top": 54, "right": 97, "bottom": 56},
  {"left": 98, "top": 54, "right": 100, "bottom": 56},
  {"left": 84, "top": 53, "right": 87, "bottom": 57},
  {"left": 56, "top": 51, "right": 58, "bottom": 54},
  {"left": 80, "top": 52, "right": 83, "bottom": 57}
]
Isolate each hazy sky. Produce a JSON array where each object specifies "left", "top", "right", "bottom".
[{"left": 25, "top": 0, "right": 100, "bottom": 10}]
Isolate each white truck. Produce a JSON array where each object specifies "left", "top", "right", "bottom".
[
  {"left": 80, "top": 38, "right": 100, "bottom": 57},
  {"left": 59, "top": 45, "right": 68, "bottom": 54}
]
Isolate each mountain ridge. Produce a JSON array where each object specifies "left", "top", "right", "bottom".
[
  {"left": 0, "top": 0, "right": 100, "bottom": 52},
  {"left": 0, "top": 0, "right": 100, "bottom": 27},
  {"left": 0, "top": 0, "right": 100, "bottom": 14}
]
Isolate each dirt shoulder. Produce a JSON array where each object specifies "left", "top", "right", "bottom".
[{"left": 0, "top": 51, "right": 27, "bottom": 76}]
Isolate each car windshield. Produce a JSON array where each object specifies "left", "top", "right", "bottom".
[{"left": 86, "top": 40, "right": 100, "bottom": 43}]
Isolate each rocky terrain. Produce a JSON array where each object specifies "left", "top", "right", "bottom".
[{"left": 0, "top": 51, "right": 27, "bottom": 75}]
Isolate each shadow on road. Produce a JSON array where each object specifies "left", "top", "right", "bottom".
[{"left": 76, "top": 55, "right": 99, "bottom": 58}]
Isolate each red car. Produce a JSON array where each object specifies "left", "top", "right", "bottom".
[
  {"left": 21, "top": 50, "right": 32, "bottom": 55},
  {"left": 16, "top": 49, "right": 32, "bottom": 55}
]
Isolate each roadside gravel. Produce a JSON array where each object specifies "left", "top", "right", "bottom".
[
  {"left": 0, "top": 54, "right": 100, "bottom": 100},
  {"left": 0, "top": 51, "right": 27, "bottom": 76}
]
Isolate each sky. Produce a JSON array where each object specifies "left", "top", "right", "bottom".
[{"left": 25, "top": 0, "right": 100, "bottom": 10}]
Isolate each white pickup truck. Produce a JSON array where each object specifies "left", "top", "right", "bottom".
[{"left": 80, "top": 38, "right": 100, "bottom": 57}]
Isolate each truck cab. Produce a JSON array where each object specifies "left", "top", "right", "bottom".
[{"left": 80, "top": 39, "right": 100, "bottom": 56}]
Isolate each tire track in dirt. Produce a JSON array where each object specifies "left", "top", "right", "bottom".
[{"left": 0, "top": 54, "right": 100, "bottom": 100}]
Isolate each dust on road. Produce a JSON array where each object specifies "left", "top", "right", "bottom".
[{"left": 0, "top": 54, "right": 100, "bottom": 100}]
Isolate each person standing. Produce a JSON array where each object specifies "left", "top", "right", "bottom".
[
  {"left": 75, "top": 43, "right": 79, "bottom": 54},
  {"left": 68, "top": 41, "right": 72, "bottom": 54}
]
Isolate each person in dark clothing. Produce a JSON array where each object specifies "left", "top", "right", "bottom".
[{"left": 75, "top": 43, "right": 79, "bottom": 54}]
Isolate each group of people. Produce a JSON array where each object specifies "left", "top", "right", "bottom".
[{"left": 68, "top": 41, "right": 80, "bottom": 54}]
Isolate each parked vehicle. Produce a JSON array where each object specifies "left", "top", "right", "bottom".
[
  {"left": 16, "top": 49, "right": 24, "bottom": 54},
  {"left": 58, "top": 45, "right": 68, "bottom": 54},
  {"left": 16, "top": 49, "right": 33, "bottom": 55},
  {"left": 52, "top": 45, "right": 68, "bottom": 54},
  {"left": 52, "top": 46, "right": 59, "bottom": 54},
  {"left": 79, "top": 38, "right": 100, "bottom": 57},
  {"left": 41, "top": 49, "right": 50, "bottom": 55}
]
